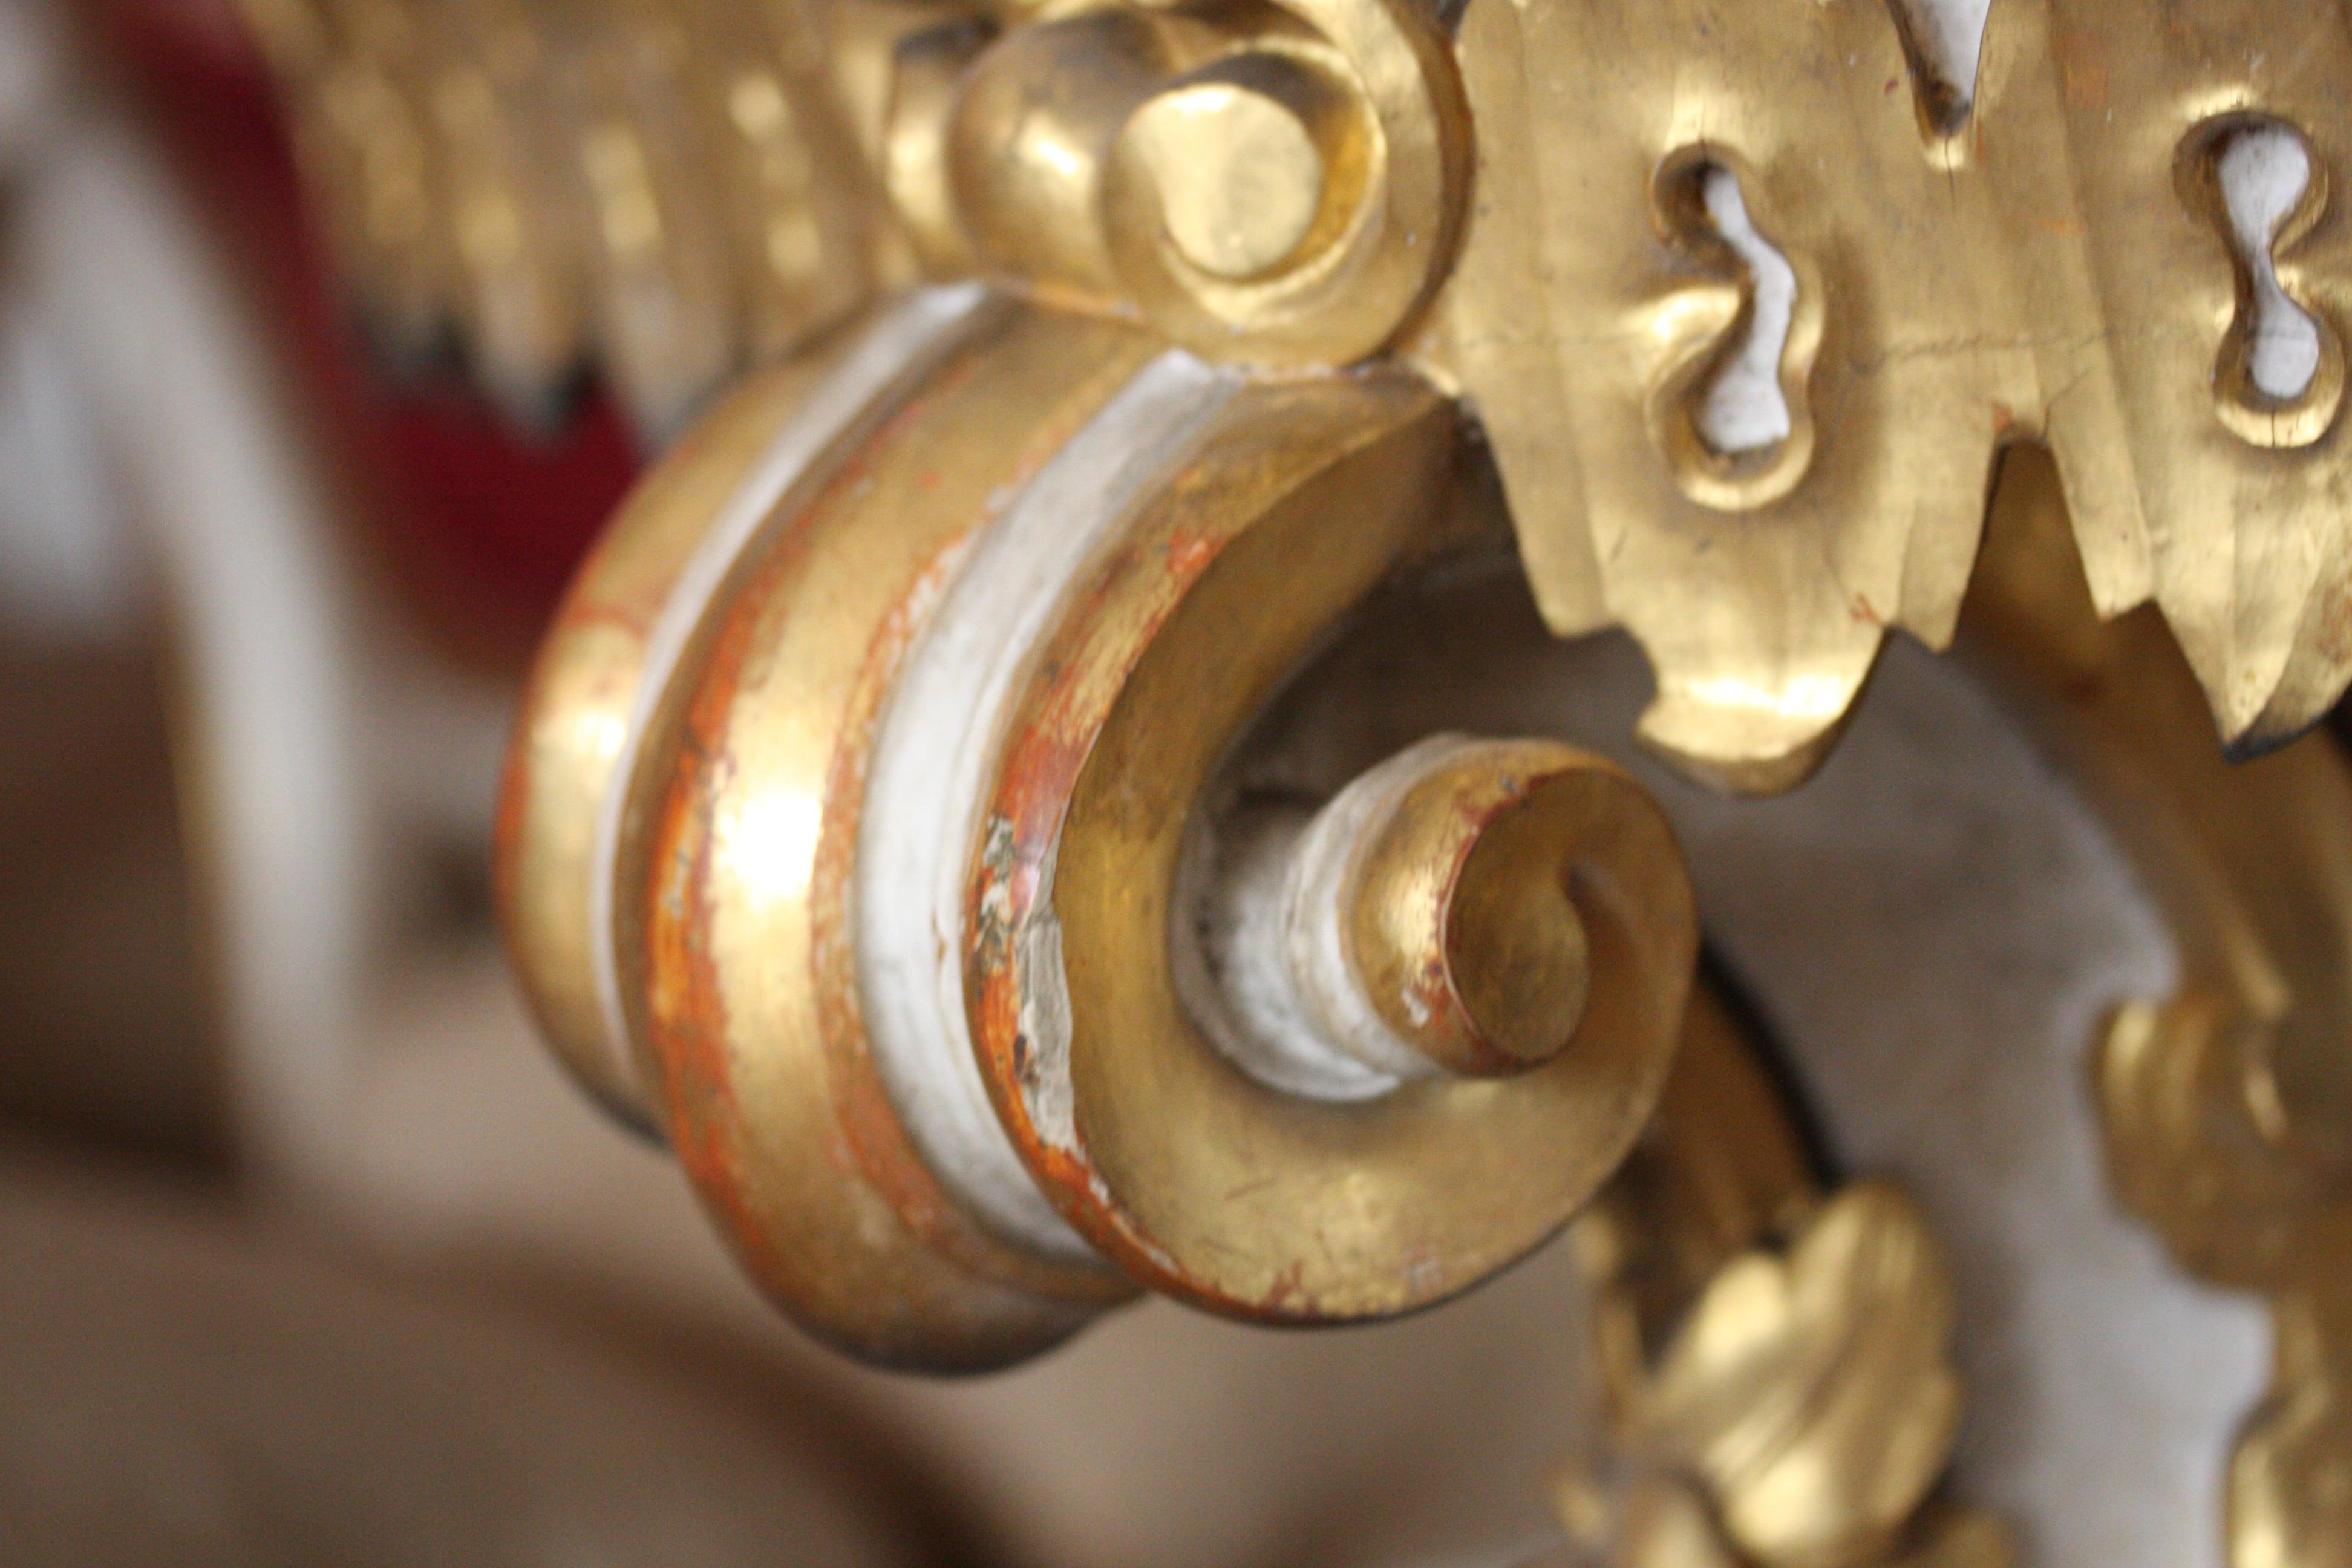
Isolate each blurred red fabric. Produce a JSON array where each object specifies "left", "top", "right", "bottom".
[{"left": 85, "top": 0, "right": 640, "bottom": 661}]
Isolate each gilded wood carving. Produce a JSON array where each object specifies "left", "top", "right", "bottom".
[{"left": 227, "top": 1, "right": 2352, "bottom": 1560}]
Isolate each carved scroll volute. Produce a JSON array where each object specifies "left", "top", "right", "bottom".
[
  {"left": 499, "top": 289, "right": 1700, "bottom": 1367},
  {"left": 942, "top": 0, "right": 1469, "bottom": 368},
  {"left": 502, "top": 293, "right": 1169, "bottom": 1370},
  {"left": 495, "top": 330, "right": 864, "bottom": 1131},
  {"left": 958, "top": 381, "right": 1696, "bottom": 1320}
]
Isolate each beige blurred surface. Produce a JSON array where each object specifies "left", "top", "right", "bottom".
[
  {"left": 0, "top": 1142, "right": 986, "bottom": 1568},
  {"left": 0, "top": 636, "right": 221, "bottom": 1165},
  {"left": 328, "top": 944, "right": 1589, "bottom": 1568}
]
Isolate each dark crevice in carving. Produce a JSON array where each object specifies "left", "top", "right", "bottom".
[
  {"left": 2177, "top": 111, "right": 2343, "bottom": 449},
  {"left": 1887, "top": 0, "right": 1989, "bottom": 138},
  {"left": 1648, "top": 151, "right": 1818, "bottom": 510}
]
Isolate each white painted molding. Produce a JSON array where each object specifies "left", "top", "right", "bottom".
[{"left": 856, "top": 348, "right": 1238, "bottom": 1263}]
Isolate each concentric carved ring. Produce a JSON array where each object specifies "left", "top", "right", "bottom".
[
  {"left": 961, "top": 364, "right": 1697, "bottom": 1321},
  {"left": 497, "top": 287, "right": 992, "bottom": 1130}
]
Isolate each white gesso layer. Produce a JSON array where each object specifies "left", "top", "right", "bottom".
[
  {"left": 2218, "top": 126, "right": 2322, "bottom": 402},
  {"left": 1176, "top": 736, "right": 1484, "bottom": 1101},
  {"left": 857, "top": 349, "right": 1240, "bottom": 1264}
]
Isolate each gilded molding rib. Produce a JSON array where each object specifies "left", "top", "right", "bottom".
[{"left": 581, "top": 283, "right": 993, "bottom": 1105}]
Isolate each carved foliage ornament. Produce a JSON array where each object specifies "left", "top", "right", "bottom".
[
  {"left": 1964, "top": 448, "right": 2352, "bottom": 1568},
  {"left": 251, "top": 0, "right": 2352, "bottom": 794},
  {"left": 1439, "top": 0, "right": 2352, "bottom": 790},
  {"left": 1558, "top": 1002, "right": 2013, "bottom": 1568}
]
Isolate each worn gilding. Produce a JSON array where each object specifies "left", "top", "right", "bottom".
[{"left": 1436, "top": 0, "right": 2352, "bottom": 789}]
